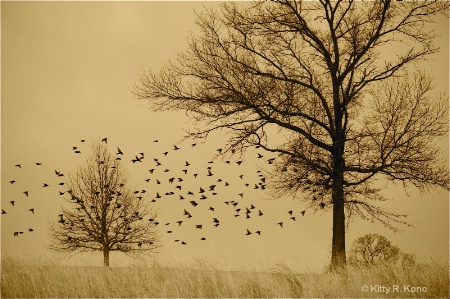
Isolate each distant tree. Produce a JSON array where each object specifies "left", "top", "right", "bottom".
[
  {"left": 133, "top": 1, "right": 449, "bottom": 269},
  {"left": 49, "top": 141, "right": 160, "bottom": 266},
  {"left": 349, "top": 234, "right": 400, "bottom": 265}
]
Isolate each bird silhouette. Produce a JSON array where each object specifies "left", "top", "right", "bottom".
[
  {"left": 23, "top": 191, "right": 29, "bottom": 197},
  {"left": 29, "top": 209, "right": 35, "bottom": 214},
  {"left": 255, "top": 231, "right": 261, "bottom": 235},
  {"left": 15, "top": 164, "right": 21, "bottom": 168},
  {"left": 301, "top": 211, "right": 306, "bottom": 216},
  {"left": 1, "top": 209, "right": 6, "bottom": 214},
  {"left": 9, "top": 180, "right": 16, "bottom": 184},
  {"left": 35, "top": 162, "right": 42, "bottom": 166},
  {"left": 28, "top": 228, "right": 34, "bottom": 232},
  {"left": 173, "top": 145, "right": 179, "bottom": 150},
  {"left": 102, "top": 137, "right": 108, "bottom": 144},
  {"left": 277, "top": 222, "right": 284, "bottom": 228},
  {"left": 117, "top": 148, "right": 123, "bottom": 155},
  {"left": 246, "top": 229, "right": 252, "bottom": 235},
  {"left": 10, "top": 201, "right": 15, "bottom": 206}
]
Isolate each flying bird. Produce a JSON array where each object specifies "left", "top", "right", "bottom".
[
  {"left": 9, "top": 180, "right": 16, "bottom": 184},
  {"left": 23, "top": 191, "right": 29, "bottom": 197},
  {"left": 29, "top": 209, "right": 34, "bottom": 214},
  {"left": 102, "top": 137, "right": 108, "bottom": 144},
  {"left": 246, "top": 229, "right": 252, "bottom": 236},
  {"left": 277, "top": 222, "right": 284, "bottom": 228},
  {"left": 1, "top": 209, "right": 6, "bottom": 214},
  {"left": 15, "top": 164, "right": 21, "bottom": 168}
]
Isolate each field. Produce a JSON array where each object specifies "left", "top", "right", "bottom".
[{"left": 1, "top": 257, "right": 448, "bottom": 298}]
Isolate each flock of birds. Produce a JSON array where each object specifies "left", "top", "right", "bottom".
[{"left": 3, "top": 137, "right": 311, "bottom": 247}]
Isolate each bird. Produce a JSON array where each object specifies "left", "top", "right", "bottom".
[
  {"left": 200, "top": 237, "right": 206, "bottom": 241},
  {"left": 195, "top": 225, "right": 202, "bottom": 229},
  {"left": 10, "top": 201, "right": 15, "bottom": 206},
  {"left": 15, "top": 164, "right": 21, "bottom": 168},
  {"left": 190, "top": 201, "right": 198, "bottom": 207},
  {"left": 301, "top": 211, "right": 306, "bottom": 216},
  {"left": 23, "top": 191, "right": 29, "bottom": 197},
  {"left": 81, "top": 139, "right": 85, "bottom": 142},
  {"left": 236, "top": 161, "right": 243, "bottom": 165},
  {"left": 209, "top": 207, "right": 215, "bottom": 212},
  {"left": 102, "top": 137, "right": 108, "bottom": 144},
  {"left": 74, "top": 150, "right": 81, "bottom": 154},
  {"left": 290, "top": 217, "right": 296, "bottom": 221},
  {"left": 117, "top": 148, "right": 123, "bottom": 155},
  {"left": 29, "top": 209, "right": 34, "bottom": 214},
  {"left": 1, "top": 209, "right": 6, "bottom": 214},
  {"left": 277, "top": 222, "right": 284, "bottom": 228},
  {"left": 35, "top": 162, "right": 42, "bottom": 166},
  {"left": 173, "top": 145, "right": 179, "bottom": 150},
  {"left": 28, "top": 228, "right": 34, "bottom": 232},
  {"left": 288, "top": 210, "right": 293, "bottom": 215},
  {"left": 246, "top": 229, "right": 252, "bottom": 236},
  {"left": 320, "top": 202, "right": 326, "bottom": 209},
  {"left": 258, "top": 210, "right": 264, "bottom": 216},
  {"left": 257, "top": 153, "right": 263, "bottom": 158},
  {"left": 207, "top": 170, "right": 213, "bottom": 176},
  {"left": 255, "top": 231, "right": 261, "bottom": 235},
  {"left": 176, "top": 221, "right": 183, "bottom": 226},
  {"left": 9, "top": 180, "right": 16, "bottom": 184}
]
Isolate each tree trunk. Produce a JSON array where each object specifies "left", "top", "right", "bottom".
[
  {"left": 103, "top": 247, "right": 110, "bottom": 267},
  {"left": 330, "top": 147, "right": 346, "bottom": 271}
]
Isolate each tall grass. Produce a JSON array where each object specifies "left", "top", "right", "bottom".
[{"left": 1, "top": 256, "right": 448, "bottom": 298}]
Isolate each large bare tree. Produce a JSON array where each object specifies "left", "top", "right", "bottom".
[
  {"left": 50, "top": 141, "right": 160, "bottom": 266},
  {"left": 133, "top": 0, "right": 449, "bottom": 269}
]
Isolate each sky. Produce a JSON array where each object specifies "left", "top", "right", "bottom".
[{"left": 1, "top": 1, "right": 449, "bottom": 273}]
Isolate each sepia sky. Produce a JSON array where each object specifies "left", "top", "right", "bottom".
[{"left": 1, "top": 1, "right": 449, "bottom": 272}]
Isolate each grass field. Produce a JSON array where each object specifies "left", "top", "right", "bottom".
[{"left": 1, "top": 256, "right": 448, "bottom": 298}]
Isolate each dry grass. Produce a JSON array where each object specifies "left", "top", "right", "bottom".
[{"left": 1, "top": 256, "right": 448, "bottom": 298}]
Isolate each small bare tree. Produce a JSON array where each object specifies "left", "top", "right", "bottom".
[
  {"left": 49, "top": 141, "right": 160, "bottom": 266},
  {"left": 349, "top": 234, "right": 401, "bottom": 265}
]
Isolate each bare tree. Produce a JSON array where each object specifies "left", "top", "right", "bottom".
[
  {"left": 349, "top": 234, "right": 401, "bottom": 265},
  {"left": 50, "top": 141, "right": 160, "bottom": 266},
  {"left": 133, "top": 1, "right": 449, "bottom": 269}
]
